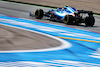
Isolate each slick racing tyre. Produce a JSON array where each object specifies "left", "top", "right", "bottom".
[
  {"left": 35, "top": 9, "right": 44, "bottom": 19},
  {"left": 85, "top": 15, "right": 95, "bottom": 26},
  {"left": 63, "top": 15, "right": 74, "bottom": 25}
]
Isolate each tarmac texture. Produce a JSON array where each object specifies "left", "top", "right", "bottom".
[
  {"left": 0, "top": 25, "right": 61, "bottom": 51},
  {"left": 9, "top": 0, "right": 100, "bottom": 14},
  {"left": 0, "top": 0, "right": 100, "bottom": 51}
]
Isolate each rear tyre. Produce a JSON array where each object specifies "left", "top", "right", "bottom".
[
  {"left": 35, "top": 9, "right": 44, "bottom": 19},
  {"left": 63, "top": 15, "right": 74, "bottom": 25},
  {"left": 85, "top": 15, "right": 95, "bottom": 26}
]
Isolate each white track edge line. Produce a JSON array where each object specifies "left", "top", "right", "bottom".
[{"left": 0, "top": 24, "right": 72, "bottom": 53}]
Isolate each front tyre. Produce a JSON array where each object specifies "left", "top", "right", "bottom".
[
  {"left": 63, "top": 15, "right": 74, "bottom": 25},
  {"left": 35, "top": 9, "right": 44, "bottom": 19},
  {"left": 85, "top": 15, "right": 95, "bottom": 26}
]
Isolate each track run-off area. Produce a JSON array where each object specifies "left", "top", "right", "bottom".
[
  {"left": 0, "top": 14, "right": 100, "bottom": 67},
  {"left": 0, "top": 1, "right": 100, "bottom": 67}
]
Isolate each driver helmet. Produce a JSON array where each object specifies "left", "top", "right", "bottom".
[{"left": 62, "top": 6, "right": 68, "bottom": 11}]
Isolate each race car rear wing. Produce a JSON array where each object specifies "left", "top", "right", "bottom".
[{"left": 77, "top": 10, "right": 93, "bottom": 15}]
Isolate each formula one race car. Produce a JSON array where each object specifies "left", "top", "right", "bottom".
[{"left": 30, "top": 6, "right": 95, "bottom": 26}]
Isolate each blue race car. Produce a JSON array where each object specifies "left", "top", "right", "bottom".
[{"left": 30, "top": 6, "right": 95, "bottom": 26}]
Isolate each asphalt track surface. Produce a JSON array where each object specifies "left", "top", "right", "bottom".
[
  {"left": 0, "top": 1, "right": 100, "bottom": 33},
  {"left": 0, "top": 1, "right": 65, "bottom": 51},
  {"left": 4, "top": 0, "right": 100, "bottom": 14},
  {"left": 0, "top": 1, "right": 100, "bottom": 51},
  {"left": 0, "top": 1, "right": 99, "bottom": 52}
]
